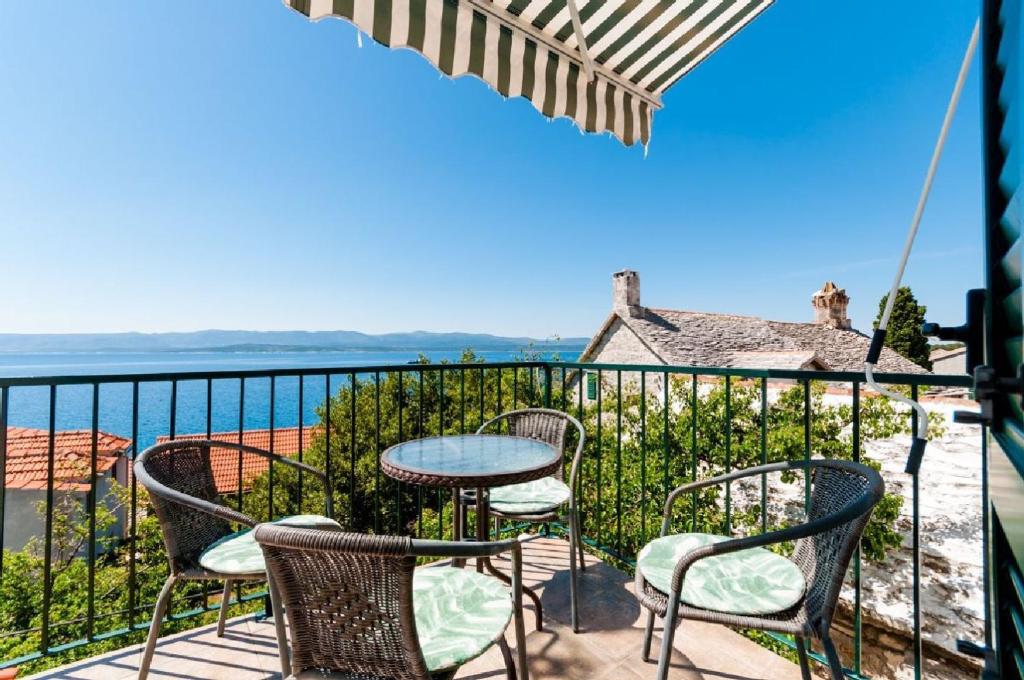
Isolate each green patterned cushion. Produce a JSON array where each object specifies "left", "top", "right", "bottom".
[
  {"left": 637, "top": 533, "right": 805, "bottom": 615},
  {"left": 199, "top": 514, "right": 341, "bottom": 576},
  {"left": 489, "top": 477, "right": 570, "bottom": 514},
  {"left": 413, "top": 567, "right": 512, "bottom": 672}
]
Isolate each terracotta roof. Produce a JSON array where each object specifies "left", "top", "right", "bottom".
[
  {"left": 581, "top": 308, "right": 927, "bottom": 374},
  {"left": 5, "top": 427, "right": 131, "bottom": 491},
  {"left": 155, "top": 427, "right": 318, "bottom": 494}
]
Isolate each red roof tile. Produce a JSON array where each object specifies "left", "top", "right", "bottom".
[
  {"left": 5, "top": 427, "right": 131, "bottom": 491},
  {"left": 154, "top": 427, "right": 318, "bottom": 494}
]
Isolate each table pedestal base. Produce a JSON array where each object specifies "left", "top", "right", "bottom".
[{"left": 452, "top": 487, "right": 544, "bottom": 631}]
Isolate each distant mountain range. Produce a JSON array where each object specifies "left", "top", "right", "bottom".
[{"left": 0, "top": 330, "right": 589, "bottom": 353}]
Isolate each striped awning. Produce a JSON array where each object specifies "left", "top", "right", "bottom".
[{"left": 284, "top": 0, "right": 772, "bottom": 147}]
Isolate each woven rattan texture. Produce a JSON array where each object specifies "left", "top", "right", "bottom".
[
  {"left": 142, "top": 443, "right": 235, "bottom": 573},
  {"left": 636, "top": 461, "right": 878, "bottom": 640},
  {"left": 256, "top": 525, "right": 431, "bottom": 680}
]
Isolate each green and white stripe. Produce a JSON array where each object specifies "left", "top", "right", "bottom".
[{"left": 285, "top": 0, "right": 771, "bottom": 146}]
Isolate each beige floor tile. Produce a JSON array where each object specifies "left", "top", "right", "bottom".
[{"left": 25, "top": 537, "right": 802, "bottom": 680}]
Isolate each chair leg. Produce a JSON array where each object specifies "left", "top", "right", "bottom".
[
  {"left": 575, "top": 514, "right": 586, "bottom": 573},
  {"left": 268, "top": 576, "right": 291, "bottom": 679},
  {"left": 795, "top": 636, "right": 812, "bottom": 680},
  {"left": 822, "top": 633, "right": 845, "bottom": 680},
  {"left": 642, "top": 611, "right": 656, "bottom": 662},
  {"left": 138, "top": 574, "right": 177, "bottom": 680},
  {"left": 568, "top": 509, "right": 580, "bottom": 633},
  {"left": 452, "top": 490, "right": 465, "bottom": 568},
  {"left": 655, "top": 593, "right": 680, "bottom": 680},
  {"left": 216, "top": 579, "right": 233, "bottom": 637},
  {"left": 511, "top": 557, "right": 530, "bottom": 680},
  {"left": 497, "top": 636, "right": 516, "bottom": 680}
]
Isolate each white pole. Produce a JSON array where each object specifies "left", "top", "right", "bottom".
[
  {"left": 566, "top": 0, "right": 596, "bottom": 82},
  {"left": 866, "top": 18, "right": 979, "bottom": 458}
]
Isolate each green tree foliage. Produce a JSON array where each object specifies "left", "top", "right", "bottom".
[
  {"left": 0, "top": 485, "right": 260, "bottom": 674},
  {"left": 242, "top": 350, "right": 545, "bottom": 536},
  {"left": 576, "top": 377, "right": 913, "bottom": 563},
  {"left": 874, "top": 286, "right": 932, "bottom": 369},
  {"left": 245, "top": 354, "right": 919, "bottom": 566}
]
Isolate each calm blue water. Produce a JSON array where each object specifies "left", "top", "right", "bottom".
[{"left": 0, "top": 350, "right": 579, "bottom": 452}]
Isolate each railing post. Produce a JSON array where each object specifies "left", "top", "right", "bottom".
[
  {"left": 0, "top": 387, "right": 8, "bottom": 586},
  {"left": 543, "top": 363, "right": 553, "bottom": 408}
]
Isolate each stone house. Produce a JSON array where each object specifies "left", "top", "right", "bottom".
[
  {"left": 930, "top": 346, "right": 967, "bottom": 375},
  {"left": 575, "top": 271, "right": 925, "bottom": 399},
  {"left": 3, "top": 427, "right": 132, "bottom": 553}
]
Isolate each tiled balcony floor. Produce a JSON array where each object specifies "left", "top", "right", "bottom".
[{"left": 25, "top": 537, "right": 803, "bottom": 680}]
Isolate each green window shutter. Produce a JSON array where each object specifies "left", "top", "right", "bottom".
[
  {"left": 586, "top": 372, "right": 597, "bottom": 400},
  {"left": 983, "top": 1, "right": 1024, "bottom": 675}
]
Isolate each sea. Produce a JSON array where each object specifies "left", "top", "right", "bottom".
[{"left": 0, "top": 349, "right": 580, "bottom": 452}]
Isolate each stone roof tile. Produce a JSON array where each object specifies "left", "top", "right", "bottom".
[{"left": 616, "top": 308, "right": 926, "bottom": 373}]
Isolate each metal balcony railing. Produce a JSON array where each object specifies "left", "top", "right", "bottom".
[{"left": 0, "top": 360, "right": 978, "bottom": 678}]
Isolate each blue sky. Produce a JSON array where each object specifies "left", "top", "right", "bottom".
[{"left": 0, "top": 2, "right": 983, "bottom": 340}]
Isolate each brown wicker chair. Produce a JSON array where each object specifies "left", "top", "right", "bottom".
[
  {"left": 636, "top": 459, "right": 884, "bottom": 680},
  {"left": 254, "top": 524, "right": 530, "bottom": 680},
  {"left": 133, "top": 439, "right": 337, "bottom": 680},
  {"left": 465, "top": 408, "right": 586, "bottom": 632}
]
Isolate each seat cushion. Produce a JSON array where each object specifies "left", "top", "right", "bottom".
[
  {"left": 198, "top": 514, "right": 341, "bottom": 576},
  {"left": 413, "top": 566, "right": 513, "bottom": 673},
  {"left": 489, "top": 477, "right": 570, "bottom": 514},
  {"left": 637, "top": 533, "right": 805, "bottom": 616}
]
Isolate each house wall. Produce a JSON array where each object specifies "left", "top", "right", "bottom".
[
  {"left": 588, "top": 317, "right": 662, "bottom": 366},
  {"left": 581, "top": 318, "right": 665, "bottom": 402},
  {"left": 932, "top": 351, "right": 967, "bottom": 375},
  {"left": 3, "top": 470, "right": 127, "bottom": 554},
  {"left": 3, "top": 488, "right": 48, "bottom": 553}
]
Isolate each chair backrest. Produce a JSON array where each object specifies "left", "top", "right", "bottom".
[
  {"left": 254, "top": 523, "right": 430, "bottom": 680},
  {"left": 791, "top": 460, "right": 884, "bottom": 634},
  {"left": 134, "top": 440, "right": 237, "bottom": 573},
  {"left": 477, "top": 408, "right": 585, "bottom": 483}
]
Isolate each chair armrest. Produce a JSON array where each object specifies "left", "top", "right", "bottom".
[
  {"left": 200, "top": 440, "right": 328, "bottom": 480},
  {"left": 410, "top": 536, "right": 521, "bottom": 560},
  {"left": 660, "top": 461, "right": 814, "bottom": 536},
  {"left": 182, "top": 440, "right": 335, "bottom": 519},
  {"left": 411, "top": 538, "right": 525, "bottom": 618},
  {"left": 133, "top": 456, "right": 258, "bottom": 528},
  {"left": 664, "top": 486, "right": 877, "bottom": 594},
  {"left": 476, "top": 414, "right": 505, "bottom": 435}
]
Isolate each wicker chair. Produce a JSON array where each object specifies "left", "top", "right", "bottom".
[
  {"left": 133, "top": 439, "right": 337, "bottom": 680},
  {"left": 254, "top": 523, "right": 530, "bottom": 680},
  {"left": 635, "top": 459, "right": 884, "bottom": 680},
  {"left": 466, "top": 408, "right": 586, "bottom": 632}
]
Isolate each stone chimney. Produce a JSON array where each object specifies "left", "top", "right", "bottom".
[
  {"left": 811, "top": 281, "right": 851, "bottom": 329},
  {"left": 613, "top": 270, "right": 644, "bottom": 318}
]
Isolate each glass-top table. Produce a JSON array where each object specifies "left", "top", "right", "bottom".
[
  {"left": 380, "top": 434, "right": 561, "bottom": 488},
  {"left": 381, "top": 434, "right": 561, "bottom": 629}
]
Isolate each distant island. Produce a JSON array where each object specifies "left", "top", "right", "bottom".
[{"left": 0, "top": 330, "right": 589, "bottom": 354}]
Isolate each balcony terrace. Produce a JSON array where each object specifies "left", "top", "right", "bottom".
[
  {"left": 21, "top": 537, "right": 804, "bottom": 680},
  {"left": 0, "top": 361, "right": 982, "bottom": 680}
]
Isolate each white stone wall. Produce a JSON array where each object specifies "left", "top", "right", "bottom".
[
  {"left": 582, "top": 317, "right": 665, "bottom": 401},
  {"left": 731, "top": 392, "right": 985, "bottom": 679},
  {"left": 932, "top": 352, "right": 967, "bottom": 375},
  {"left": 589, "top": 317, "right": 661, "bottom": 365}
]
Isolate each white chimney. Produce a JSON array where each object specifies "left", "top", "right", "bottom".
[
  {"left": 811, "top": 281, "right": 851, "bottom": 330},
  {"left": 613, "top": 270, "right": 644, "bottom": 318}
]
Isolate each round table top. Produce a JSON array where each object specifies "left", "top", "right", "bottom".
[{"left": 381, "top": 434, "right": 561, "bottom": 488}]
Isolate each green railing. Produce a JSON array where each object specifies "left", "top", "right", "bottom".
[{"left": 0, "top": 360, "right": 979, "bottom": 678}]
